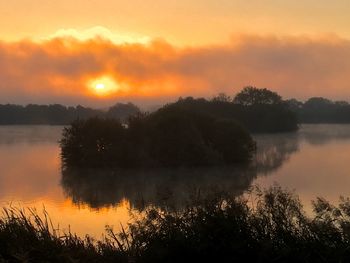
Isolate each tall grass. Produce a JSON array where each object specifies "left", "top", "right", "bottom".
[
  {"left": 2, "top": 186, "right": 350, "bottom": 262},
  {"left": 0, "top": 207, "right": 127, "bottom": 262}
]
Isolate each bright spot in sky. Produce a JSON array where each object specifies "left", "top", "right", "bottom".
[
  {"left": 88, "top": 76, "right": 120, "bottom": 96},
  {"left": 45, "top": 26, "right": 151, "bottom": 44},
  {"left": 95, "top": 83, "right": 105, "bottom": 90}
]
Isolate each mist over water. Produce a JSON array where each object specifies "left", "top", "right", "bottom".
[{"left": 1, "top": 124, "right": 350, "bottom": 237}]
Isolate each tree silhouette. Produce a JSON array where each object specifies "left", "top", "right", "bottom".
[
  {"left": 211, "top": 93, "right": 232, "bottom": 102},
  {"left": 233, "top": 86, "right": 282, "bottom": 106},
  {"left": 0, "top": 102, "right": 140, "bottom": 124},
  {"left": 60, "top": 106, "right": 256, "bottom": 168},
  {"left": 106, "top": 102, "right": 140, "bottom": 121},
  {"left": 287, "top": 97, "right": 350, "bottom": 123}
]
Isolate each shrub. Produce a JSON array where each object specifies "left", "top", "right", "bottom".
[{"left": 60, "top": 108, "right": 256, "bottom": 168}]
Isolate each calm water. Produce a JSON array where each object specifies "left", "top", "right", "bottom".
[{"left": 1, "top": 124, "right": 350, "bottom": 237}]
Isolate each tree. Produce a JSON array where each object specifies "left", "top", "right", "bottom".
[
  {"left": 304, "top": 97, "right": 333, "bottom": 108},
  {"left": 233, "top": 86, "right": 282, "bottom": 106},
  {"left": 107, "top": 102, "right": 140, "bottom": 121},
  {"left": 285, "top": 99, "right": 304, "bottom": 111},
  {"left": 335, "top": 101, "right": 349, "bottom": 106},
  {"left": 211, "top": 93, "right": 231, "bottom": 102}
]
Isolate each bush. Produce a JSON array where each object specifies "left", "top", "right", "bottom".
[
  {"left": 60, "top": 108, "right": 256, "bottom": 168},
  {"left": 60, "top": 118, "right": 126, "bottom": 168}
]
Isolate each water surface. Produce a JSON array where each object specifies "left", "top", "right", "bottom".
[{"left": 1, "top": 124, "right": 350, "bottom": 237}]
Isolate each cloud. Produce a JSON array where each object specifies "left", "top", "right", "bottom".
[
  {"left": 0, "top": 34, "right": 350, "bottom": 106},
  {"left": 44, "top": 26, "right": 151, "bottom": 45}
]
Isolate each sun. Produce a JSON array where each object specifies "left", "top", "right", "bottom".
[
  {"left": 88, "top": 76, "right": 119, "bottom": 96},
  {"left": 95, "top": 83, "right": 105, "bottom": 91}
]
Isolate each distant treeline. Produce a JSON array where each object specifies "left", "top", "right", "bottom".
[
  {"left": 206, "top": 90, "right": 350, "bottom": 125},
  {"left": 287, "top": 97, "right": 350, "bottom": 123},
  {"left": 3, "top": 87, "right": 350, "bottom": 125},
  {"left": 0, "top": 102, "right": 140, "bottom": 125},
  {"left": 180, "top": 89, "right": 350, "bottom": 126},
  {"left": 171, "top": 89, "right": 298, "bottom": 133}
]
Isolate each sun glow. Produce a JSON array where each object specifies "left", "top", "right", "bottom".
[
  {"left": 95, "top": 83, "right": 105, "bottom": 91},
  {"left": 45, "top": 26, "right": 151, "bottom": 44},
  {"left": 88, "top": 76, "right": 119, "bottom": 96}
]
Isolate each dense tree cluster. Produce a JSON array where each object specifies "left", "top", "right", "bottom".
[
  {"left": 287, "top": 97, "right": 350, "bottom": 123},
  {"left": 0, "top": 102, "right": 140, "bottom": 124},
  {"left": 60, "top": 107, "right": 256, "bottom": 168},
  {"left": 106, "top": 102, "right": 141, "bottom": 120},
  {"left": 60, "top": 87, "right": 299, "bottom": 168},
  {"left": 172, "top": 87, "right": 298, "bottom": 133},
  {"left": 232, "top": 86, "right": 283, "bottom": 106}
]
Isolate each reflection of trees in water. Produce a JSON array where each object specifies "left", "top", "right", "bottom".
[
  {"left": 252, "top": 132, "right": 300, "bottom": 175},
  {"left": 61, "top": 167, "right": 257, "bottom": 211},
  {"left": 61, "top": 124, "right": 350, "bottom": 210},
  {"left": 61, "top": 133, "right": 302, "bottom": 210},
  {"left": 300, "top": 124, "right": 350, "bottom": 145},
  {"left": 61, "top": 130, "right": 301, "bottom": 210}
]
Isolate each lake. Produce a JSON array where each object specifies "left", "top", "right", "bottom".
[{"left": 1, "top": 124, "right": 350, "bottom": 238}]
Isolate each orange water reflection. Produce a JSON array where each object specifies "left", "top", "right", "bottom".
[
  {"left": 0, "top": 126, "right": 133, "bottom": 238},
  {"left": 2, "top": 125, "right": 350, "bottom": 237},
  {"left": 254, "top": 139, "right": 350, "bottom": 213}
]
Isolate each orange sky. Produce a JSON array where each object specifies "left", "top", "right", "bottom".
[{"left": 0, "top": 1, "right": 350, "bottom": 106}]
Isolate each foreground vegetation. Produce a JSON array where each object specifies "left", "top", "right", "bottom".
[{"left": 3, "top": 186, "right": 350, "bottom": 262}]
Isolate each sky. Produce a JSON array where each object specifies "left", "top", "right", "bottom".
[{"left": 1, "top": 0, "right": 350, "bottom": 107}]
